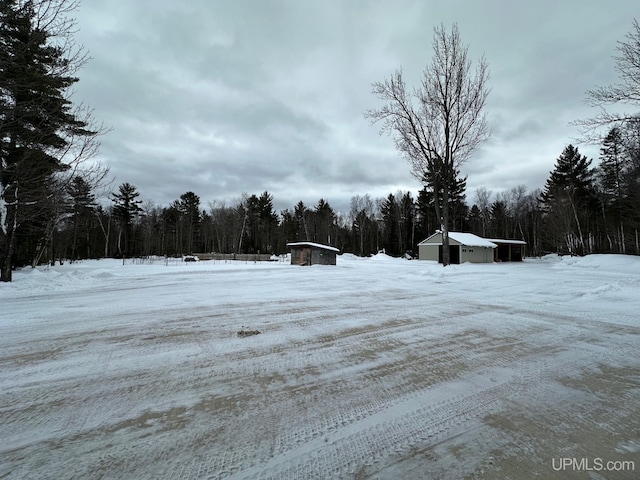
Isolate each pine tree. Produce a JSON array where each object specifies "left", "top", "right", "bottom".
[
  {"left": 68, "top": 175, "right": 96, "bottom": 261},
  {"left": 380, "top": 193, "right": 400, "bottom": 255},
  {"left": 490, "top": 199, "right": 509, "bottom": 238},
  {"left": 257, "top": 191, "right": 277, "bottom": 253},
  {"left": 419, "top": 170, "right": 467, "bottom": 233},
  {"left": 313, "top": 199, "right": 335, "bottom": 246},
  {"left": 540, "top": 145, "right": 599, "bottom": 255},
  {"left": 111, "top": 183, "right": 142, "bottom": 257},
  {"left": 0, "top": 0, "right": 98, "bottom": 281},
  {"left": 177, "top": 192, "right": 200, "bottom": 254}
]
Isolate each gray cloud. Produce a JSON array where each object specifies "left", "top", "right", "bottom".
[{"left": 73, "top": 0, "right": 638, "bottom": 213}]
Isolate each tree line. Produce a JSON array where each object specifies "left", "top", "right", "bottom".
[
  {"left": 12, "top": 127, "right": 640, "bottom": 266},
  {"left": 2, "top": 4, "right": 640, "bottom": 280}
]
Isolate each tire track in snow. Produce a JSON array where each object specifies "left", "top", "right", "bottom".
[
  {"left": 195, "top": 329, "right": 628, "bottom": 479},
  {"left": 224, "top": 367, "right": 528, "bottom": 479}
]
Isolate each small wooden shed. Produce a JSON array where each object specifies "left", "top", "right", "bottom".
[{"left": 287, "top": 242, "right": 339, "bottom": 265}]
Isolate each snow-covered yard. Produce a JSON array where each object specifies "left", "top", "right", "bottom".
[{"left": 1, "top": 254, "right": 639, "bottom": 479}]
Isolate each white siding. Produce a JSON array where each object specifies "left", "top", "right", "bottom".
[
  {"left": 418, "top": 244, "right": 439, "bottom": 261},
  {"left": 460, "top": 246, "right": 494, "bottom": 263}
]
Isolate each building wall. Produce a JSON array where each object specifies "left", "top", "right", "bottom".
[
  {"left": 418, "top": 244, "right": 439, "bottom": 261},
  {"left": 291, "top": 246, "right": 336, "bottom": 265},
  {"left": 460, "top": 246, "right": 494, "bottom": 263},
  {"left": 420, "top": 243, "right": 494, "bottom": 263},
  {"left": 311, "top": 248, "right": 336, "bottom": 265},
  {"left": 422, "top": 234, "right": 463, "bottom": 246},
  {"left": 290, "top": 247, "right": 311, "bottom": 265}
]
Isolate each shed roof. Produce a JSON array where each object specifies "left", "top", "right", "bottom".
[
  {"left": 486, "top": 238, "right": 527, "bottom": 245},
  {"left": 418, "top": 231, "right": 497, "bottom": 248},
  {"left": 286, "top": 242, "right": 340, "bottom": 252}
]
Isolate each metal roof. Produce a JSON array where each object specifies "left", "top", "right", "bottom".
[
  {"left": 418, "top": 231, "right": 497, "bottom": 248},
  {"left": 286, "top": 242, "right": 340, "bottom": 252},
  {"left": 486, "top": 238, "right": 527, "bottom": 245}
]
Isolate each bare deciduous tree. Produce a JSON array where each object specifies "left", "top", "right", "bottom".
[
  {"left": 574, "top": 19, "right": 640, "bottom": 141},
  {"left": 366, "top": 23, "right": 490, "bottom": 265}
]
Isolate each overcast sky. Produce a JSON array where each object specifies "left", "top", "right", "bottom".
[{"left": 72, "top": 0, "right": 639, "bottom": 213}]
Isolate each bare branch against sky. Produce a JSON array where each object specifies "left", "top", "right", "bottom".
[
  {"left": 366, "top": 23, "right": 490, "bottom": 265},
  {"left": 573, "top": 18, "right": 640, "bottom": 143}
]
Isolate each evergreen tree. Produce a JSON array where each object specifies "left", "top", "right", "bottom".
[
  {"left": 490, "top": 199, "right": 509, "bottom": 238},
  {"left": 380, "top": 192, "right": 415, "bottom": 256},
  {"left": 68, "top": 175, "right": 96, "bottom": 260},
  {"left": 279, "top": 208, "right": 298, "bottom": 247},
  {"left": 0, "top": 0, "right": 98, "bottom": 281},
  {"left": 177, "top": 191, "right": 200, "bottom": 254},
  {"left": 467, "top": 204, "right": 482, "bottom": 235},
  {"left": 415, "top": 188, "right": 439, "bottom": 243},
  {"left": 540, "top": 145, "right": 599, "bottom": 254},
  {"left": 380, "top": 193, "right": 400, "bottom": 255},
  {"left": 257, "top": 191, "right": 277, "bottom": 253},
  {"left": 313, "top": 198, "right": 335, "bottom": 245},
  {"left": 398, "top": 192, "right": 416, "bottom": 254},
  {"left": 418, "top": 170, "right": 467, "bottom": 234},
  {"left": 111, "top": 183, "right": 142, "bottom": 257}
]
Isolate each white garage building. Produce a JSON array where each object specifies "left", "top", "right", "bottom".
[{"left": 418, "top": 231, "right": 497, "bottom": 264}]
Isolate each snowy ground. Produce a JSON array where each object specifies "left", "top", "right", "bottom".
[{"left": 1, "top": 254, "right": 639, "bottom": 479}]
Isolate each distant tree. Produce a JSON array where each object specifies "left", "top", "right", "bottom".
[
  {"left": 417, "top": 172, "right": 466, "bottom": 236},
  {"left": 474, "top": 187, "right": 492, "bottom": 237},
  {"left": 177, "top": 191, "right": 200, "bottom": 254},
  {"left": 467, "top": 204, "right": 483, "bottom": 235},
  {"left": 234, "top": 192, "right": 278, "bottom": 254},
  {"left": 313, "top": 198, "right": 335, "bottom": 246},
  {"left": 597, "top": 127, "right": 627, "bottom": 252},
  {"left": 415, "top": 188, "right": 439, "bottom": 242},
  {"left": 200, "top": 209, "right": 214, "bottom": 253},
  {"left": 490, "top": 198, "right": 509, "bottom": 238},
  {"left": 623, "top": 120, "right": 640, "bottom": 253},
  {"left": 350, "top": 194, "right": 377, "bottom": 256},
  {"left": 111, "top": 183, "right": 142, "bottom": 257},
  {"left": 380, "top": 191, "right": 416, "bottom": 256},
  {"left": 67, "top": 175, "right": 96, "bottom": 260},
  {"left": 138, "top": 201, "right": 160, "bottom": 256},
  {"left": 279, "top": 208, "right": 298, "bottom": 247},
  {"left": 293, "top": 201, "right": 310, "bottom": 241},
  {"left": 398, "top": 191, "right": 416, "bottom": 253},
  {"left": 366, "top": 23, "right": 490, "bottom": 265},
  {"left": 0, "top": 0, "right": 102, "bottom": 281},
  {"left": 423, "top": 172, "right": 467, "bottom": 232},
  {"left": 256, "top": 191, "right": 278, "bottom": 253},
  {"left": 380, "top": 193, "right": 400, "bottom": 255},
  {"left": 94, "top": 205, "right": 112, "bottom": 258},
  {"left": 540, "top": 145, "right": 599, "bottom": 255},
  {"left": 209, "top": 200, "right": 242, "bottom": 254}
]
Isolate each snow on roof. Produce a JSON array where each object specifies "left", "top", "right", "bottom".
[
  {"left": 486, "top": 238, "right": 527, "bottom": 245},
  {"left": 286, "top": 242, "right": 340, "bottom": 252},
  {"left": 418, "top": 231, "right": 497, "bottom": 248},
  {"left": 449, "top": 232, "right": 497, "bottom": 248}
]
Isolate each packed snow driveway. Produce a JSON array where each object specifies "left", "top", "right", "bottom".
[{"left": 1, "top": 254, "right": 639, "bottom": 479}]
